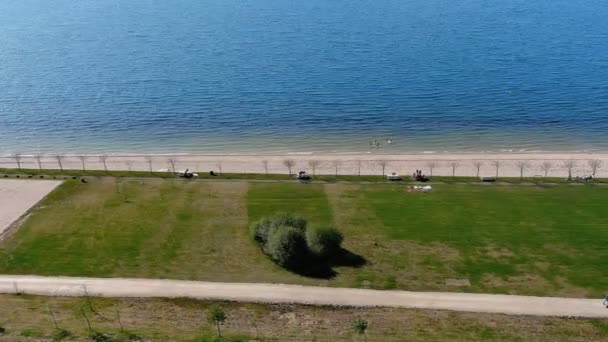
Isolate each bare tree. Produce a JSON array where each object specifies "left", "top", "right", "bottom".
[
  {"left": 377, "top": 160, "right": 389, "bottom": 176},
  {"left": 588, "top": 159, "right": 602, "bottom": 177},
  {"left": 125, "top": 161, "right": 133, "bottom": 172},
  {"left": 99, "top": 155, "right": 109, "bottom": 173},
  {"left": 10, "top": 153, "right": 22, "bottom": 170},
  {"left": 540, "top": 161, "right": 553, "bottom": 180},
  {"left": 425, "top": 161, "right": 437, "bottom": 177},
  {"left": 216, "top": 161, "right": 223, "bottom": 174},
  {"left": 308, "top": 160, "right": 321, "bottom": 176},
  {"left": 283, "top": 159, "right": 295, "bottom": 176},
  {"left": 331, "top": 160, "right": 342, "bottom": 176},
  {"left": 77, "top": 156, "right": 87, "bottom": 172},
  {"left": 562, "top": 159, "right": 576, "bottom": 179},
  {"left": 54, "top": 155, "right": 64, "bottom": 171},
  {"left": 449, "top": 161, "right": 460, "bottom": 177},
  {"left": 515, "top": 161, "right": 530, "bottom": 180},
  {"left": 491, "top": 160, "right": 501, "bottom": 178},
  {"left": 355, "top": 160, "right": 362, "bottom": 176},
  {"left": 262, "top": 160, "right": 269, "bottom": 175},
  {"left": 472, "top": 161, "right": 483, "bottom": 178},
  {"left": 144, "top": 156, "right": 153, "bottom": 173},
  {"left": 167, "top": 158, "right": 177, "bottom": 174},
  {"left": 34, "top": 154, "right": 43, "bottom": 170}
]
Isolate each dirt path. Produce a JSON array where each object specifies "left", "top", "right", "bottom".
[{"left": 1, "top": 275, "right": 607, "bottom": 318}]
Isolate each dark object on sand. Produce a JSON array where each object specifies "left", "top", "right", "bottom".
[
  {"left": 81, "top": 178, "right": 88, "bottom": 183},
  {"left": 297, "top": 171, "right": 311, "bottom": 181},
  {"left": 209, "top": 170, "right": 216, "bottom": 176},
  {"left": 387, "top": 172, "right": 402, "bottom": 181},
  {"left": 178, "top": 169, "right": 196, "bottom": 178},
  {"left": 412, "top": 169, "right": 430, "bottom": 182}
]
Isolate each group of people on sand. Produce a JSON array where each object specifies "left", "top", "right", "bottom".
[{"left": 412, "top": 169, "right": 430, "bottom": 182}]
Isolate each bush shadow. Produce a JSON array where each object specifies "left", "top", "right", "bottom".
[{"left": 287, "top": 248, "right": 367, "bottom": 279}]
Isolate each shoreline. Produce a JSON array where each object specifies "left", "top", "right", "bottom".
[{"left": 0, "top": 152, "right": 607, "bottom": 178}]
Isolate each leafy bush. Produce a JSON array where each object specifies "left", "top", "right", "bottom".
[
  {"left": 265, "top": 225, "right": 308, "bottom": 268},
  {"left": 251, "top": 218, "right": 273, "bottom": 244},
  {"left": 252, "top": 213, "right": 345, "bottom": 271},
  {"left": 306, "top": 225, "right": 343, "bottom": 257},
  {"left": 251, "top": 213, "right": 306, "bottom": 244}
]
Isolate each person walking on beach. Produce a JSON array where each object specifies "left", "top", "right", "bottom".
[{"left": 603, "top": 294, "right": 608, "bottom": 308}]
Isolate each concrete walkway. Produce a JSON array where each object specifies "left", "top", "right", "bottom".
[{"left": 1, "top": 275, "right": 607, "bottom": 318}]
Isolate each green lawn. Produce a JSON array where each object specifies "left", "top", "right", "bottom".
[{"left": 1, "top": 178, "right": 607, "bottom": 297}]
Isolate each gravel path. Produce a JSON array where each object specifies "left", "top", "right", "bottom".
[{"left": 1, "top": 275, "right": 607, "bottom": 318}]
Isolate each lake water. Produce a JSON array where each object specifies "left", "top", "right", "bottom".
[{"left": 1, "top": 0, "right": 607, "bottom": 155}]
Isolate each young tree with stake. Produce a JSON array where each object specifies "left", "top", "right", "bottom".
[
  {"left": 99, "top": 155, "right": 109, "bottom": 173},
  {"left": 77, "top": 155, "right": 87, "bottom": 172},
  {"left": 562, "top": 159, "right": 576, "bottom": 180},
  {"left": 540, "top": 161, "right": 553, "bottom": 180},
  {"left": 208, "top": 305, "right": 227, "bottom": 338},
  {"left": 283, "top": 159, "right": 296, "bottom": 176},
  {"left": 588, "top": 159, "right": 602, "bottom": 177},
  {"left": 11, "top": 153, "right": 22, "bottom": 170},
  {"left": 491, "top": 160, "right": 501, "bottom": 179},
  {"left": 473, "top": 161, "right": 483, "bottom": 178},
  {"left": 426, "top": 161, "right": 437, "bottom": 177},
  {"left": 515, "top": 161, "right": 530, "bottom": 180},
  {"left": 308, "top": 160, "right": 320, "bottom": 176},
  {"left": 449, "top": 161, "right": 460, "bottom": 177},
  {"left": 353, "top": 318, "right": 368, "bottom": 342},
  {"left": 377, "top": 160, "right": 388, "bottom": 176},
  {"left": 144, "top": 156, "right": 153, "bottom": 173},
  {"left": 331, "top": 160, "right": 342, "bottom": 176},
  {"left": 34, "top": 154, "right": 43, "bottom": 170},
  {"left": 54, "top": 155, "right": 65, "bottom": 171}
]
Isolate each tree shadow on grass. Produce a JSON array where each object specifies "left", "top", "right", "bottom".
[{"left": 287, "top": 248, "right": 367, "bottom": 279}]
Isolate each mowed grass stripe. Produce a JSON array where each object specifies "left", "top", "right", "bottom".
[
  {"left": 247, "top": 182, "right": 333, "bottom": 225},
  {"left": 361, "top": 184, "right": 608, "bottom": 295}
]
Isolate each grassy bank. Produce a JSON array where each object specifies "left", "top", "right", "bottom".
[
  {"left": 0, "top": 294, "right": 606, "bottom": 341},
  {"left": 1, "top": 179, "right": 608, "bottom": 296}
]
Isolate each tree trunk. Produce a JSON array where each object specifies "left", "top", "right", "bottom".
[{"left": 216, "top": 322, "right": 222, "bottom": 337}]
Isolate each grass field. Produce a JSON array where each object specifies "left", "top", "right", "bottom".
[
  {"left": 1, "top": 178, "right": 608, "bottom": 296},
  {"left": 0, "top": 294, "right": 607, "bottom": 341}
]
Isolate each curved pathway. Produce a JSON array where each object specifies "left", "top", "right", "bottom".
[{"left": 1, "top": 275, "right": 606, "bottom": 318}]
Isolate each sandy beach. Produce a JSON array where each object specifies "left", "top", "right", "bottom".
[{"left": 0, "top": 152, "right": 607, "bottom": 178}]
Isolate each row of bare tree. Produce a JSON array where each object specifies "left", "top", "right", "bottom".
[
  {"left": 280, "top": 158, "right": 603, "bottom": 179},
  {"left": 3, "top": 153, "right": 604, "bottom": 179}
]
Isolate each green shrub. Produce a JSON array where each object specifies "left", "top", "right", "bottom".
[
  {"left": 251, "top": 213, "right": 306, "bottom": 244},
  {"left": 251, "top": 218, "right": 273, "bottom": 244},
  {"left": 266, "top": 225, "right": 308, "bottom": 268},
  {"left": 271, "top": 212, "right": 307, "bottom": 232},
  {"left": 306, "top": 225, "right": 343, "bottom": 257}
]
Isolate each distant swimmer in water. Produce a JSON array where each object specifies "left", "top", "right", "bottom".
[{"left": 386, "top": 138, "right": 393, "bottom": 144}]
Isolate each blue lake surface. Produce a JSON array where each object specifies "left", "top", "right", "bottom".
[{"left": 1, "top": 0, "right": 607, "bottom": 154}]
